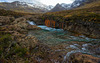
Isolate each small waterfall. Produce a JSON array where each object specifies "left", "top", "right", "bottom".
[
  {"left": 27, "top": 21, "right": 36, "bottom": 25},
  {"left": 27, "top": 21, "right": 100, "bottom": 63}
]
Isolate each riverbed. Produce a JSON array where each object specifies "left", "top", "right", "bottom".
[{"left": 28, "top": 21, "right": 100, "bottom": 62}]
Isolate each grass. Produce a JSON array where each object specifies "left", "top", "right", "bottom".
[
  {"left": 0, "top": 32, "right": 12, "bottom": 58},
  {"left": 0, "top": 9, "right": 29, "bottom": 18},
  {"left": 0, "top": 31, "right": 28, "bottom": 62},
  {"left": 42, "top": 5, "right": 100, "bottom": 23}
]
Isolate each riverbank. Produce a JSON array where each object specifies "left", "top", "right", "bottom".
[{"left": 0, "top": 15, "right": 100, "bottom": 63}]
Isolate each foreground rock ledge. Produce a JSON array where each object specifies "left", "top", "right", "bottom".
[{"left": 68, "top": 53, "right": 100, "bottom": 63}]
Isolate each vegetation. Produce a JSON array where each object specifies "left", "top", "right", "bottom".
[
  {"left": 0, "top": 9, "right": 36, "bottom": 18},
  {"left": 0, "top": 31, "right": 28, "bottom": 62},
  {"left": 0, "top": 9, "right": 26, "bottom": 17},
  {"left": 43, "top": 5, "right": 100, "bottom": 23}
]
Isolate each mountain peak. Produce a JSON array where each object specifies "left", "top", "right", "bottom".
[{"left": 50, "top": 3, "right": 66, "bottom": 12}]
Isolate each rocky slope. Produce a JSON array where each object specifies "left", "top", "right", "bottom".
[
  {"left": 0, "top": 1, "right": 49, "bottom": 13},
  {"left": 50, "top": 3, "right": 66, "bottom": 12},
  {"left": 50, "top": 0, "right": 99, "bottom": 12},
  {"left": 43, "top": 0, "right": 100, "bottom": 38},
  {"left": 0, "top": 0, "right": 100, "bottom": 63},
  {"left": 0, "top": 15, "right": 100, "bottom": 63}
]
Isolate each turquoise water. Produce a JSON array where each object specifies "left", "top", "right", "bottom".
[
  {"left": 27, "top": 21, "right": 100, "bottom": 45},
  {"left": 28, "top": 25, "right": 99, "bottom": 45},
  {"left": 28, "top": 21, "right": 100, "bottom": 61}
]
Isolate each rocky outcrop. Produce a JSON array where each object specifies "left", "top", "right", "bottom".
[
  {"left": 44, "top": 19, "right": 100, "bottom": 38},
  {"left": 0, "top": 16, "right": 41, "bottom": 34},
  {"left": 0, "top": 16, "right": 43, "bottom": 63},
  {"left": 45, "top": 19, "right": 64, "bottom": 28},
  {"left": 68, "top": 53, "right": 100, "bottom": 63},
  {"left": 23, "top": 15, "right": 45, "bottom": 25},
  {"left": 0, "top": 16, "right": 15, "bottom": 25},
  {"left": 64, "top": 21, "right": 100, "bottom": 38},
  {"left": 11, "top": 17, "right": 41, "bottom": 33},
  {"left": 12, "top": 32, "right": 39, "bottom": 50}
]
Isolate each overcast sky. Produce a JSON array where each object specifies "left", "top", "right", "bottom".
[
  {"left": 40, "top": 0, "right": 74, "bottom": 5},
  {"left": 0, "top": 0, "right": 75, "bottom": 5}
]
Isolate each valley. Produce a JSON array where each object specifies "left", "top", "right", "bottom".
[{"left": 0, "top": 0, "right": 100, "bottom": 63}]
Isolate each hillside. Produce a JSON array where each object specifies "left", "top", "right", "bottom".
[
  {"left": 49, "top": 0, "right": 100, "bottom": 12},
  {"left": 0, "top": 0, "right": 100, "bottom": 63},
  {"left": 44, "top": 0, "right": 100, "bottom": 22},
  {"left": 0, "top": 9, "right": 32, "bottom": 18},
  {"left": 43, "top": 0, "right": 100, "bottom": 38},
  {"left": 0, "top": 1, "right": 48, "bottom": 13},
  {"left": 76, "top": 0, "right": 100, "bottom": 9}
]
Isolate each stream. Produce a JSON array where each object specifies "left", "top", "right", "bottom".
[{"left": 28, "top": 21, "right": 100, "bottom": 62}]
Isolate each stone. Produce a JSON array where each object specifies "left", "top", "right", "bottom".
[
  {"left": 0, "top": 23, "right": 2, "bottom": 26},
  {"left": 68, "top": 53, "right": 100, "bottom": 63},
  {"left": 0, "top": 16, "right": 15, "bottom": 25}
]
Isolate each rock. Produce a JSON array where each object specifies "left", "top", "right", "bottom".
[
  {"left": 23, "top": 15, "right": 45, "bottom": 25},
  {"left": 15, "top": 34, "right": 39, "bottom": 50},
  {"left": 0, "top": 23, "right": 2, "bottom": 26},
  {"left": 68, "top": 53, "right": 100, "bottom": 63},
  {"left": 64, "top": 21, "right": 100, "bottom": 39},
  {"left": 87, "top": 44, "right": 100, "bottom": 55},
  {"left": 27, "top": 25, "right": 41, "bottom": 30},
  {"left": 12, "top": 17, "right": 26, "bottom": 24},
  {"left": 0, "top": 16, "right": 15, "bottom": 25}
]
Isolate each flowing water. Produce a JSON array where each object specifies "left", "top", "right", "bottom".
[
  {"left": 28, "top": 21, "right": 99, "bottom": 45},
  {"left": 28, "top": 21, "right": 100, "bottom": 62}
]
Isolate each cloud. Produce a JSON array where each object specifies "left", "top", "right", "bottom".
[
  {"left": 0, "top": 0, "right": 75, "bottom": 5},
  {"left": 40, "top": 0, "right": 74, "bottom": 5},
  {"left": 0, "top": 0, "right": 39, "bottom": 3}
]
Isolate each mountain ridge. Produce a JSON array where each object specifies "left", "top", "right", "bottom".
[
  {"left": 0, "top": 1, "right": 54, "bottom": 13},
  {"left": 50, "top": 0, "right": 100, "bottom": 12}
]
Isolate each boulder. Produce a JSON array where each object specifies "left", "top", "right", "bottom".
[
  {"left": 0, "top": 16, "right": 15, "bottom": 25},
  {"left": 68, "top": 53, "right": 100, "bottom": 63},
  {"left": 27, "top": 25, "right": 41, "bottom": 30},
  {"left": 64, "top": 21, "right": 100, "bottom": 39}
]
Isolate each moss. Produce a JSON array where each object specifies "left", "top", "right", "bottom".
[
  {"left": 14, "top": 46, "right": 27, "bottom": 57},
  {"left": 0, "top": 32, "right": 12, "bottom": 59}
]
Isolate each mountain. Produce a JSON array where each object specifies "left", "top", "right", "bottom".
[
  {"left": 61, "top": 3, "right": 71, "bottom": 9},
  {"left": 0, "top": 1, "right": 54, "bottom": 13},
  {"left": 71, "top": 0, "right": 99, "bottom": 8},
  {"left": 50, "top": 3, "right": 66, "bottom": 12},
  {"left": 50, "top": 0, "right": 99, "bottom": 12}
]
